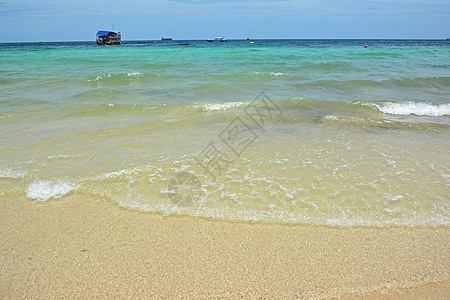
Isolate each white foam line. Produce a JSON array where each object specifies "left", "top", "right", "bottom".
[
  {"left": 201, "top": 102, "right": 246, "bottom": 112},
  {"left": 373, "top": 102, "right": 450, "bottom": 117},
  {"left": 26, "top": 180, "right": 78, "bottom": 201}
]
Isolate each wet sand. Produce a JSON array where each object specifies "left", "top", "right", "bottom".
[{"left": 1, "top": 193, "right": 449, "bottom": 299}]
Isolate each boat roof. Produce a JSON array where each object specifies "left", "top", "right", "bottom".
[{"left": 96, "top": 30, "right": 119, "bottom": 35}]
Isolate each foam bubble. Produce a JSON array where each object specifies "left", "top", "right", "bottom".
[
  {"left": 248, "top": 72, "right": 285, "bottom": 77},
  {"left": 374, "top": 102, "right": 450, "bottom": 117},
  {"left": 26, "top": 180, "right": 78, "bottom": 201},
  {"left": 201, "top": 102, "right": 246, "bottom": 112},
  {"left": 0, "top": 166, "right": 26, "bottom": 178}
]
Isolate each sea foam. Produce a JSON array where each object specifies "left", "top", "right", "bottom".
[
  {"left": 0, "top": 166, "right": 26, "bottom": 178},
  {"left": 374, "top": 102, "right": 450, "bottom": 117},
  {"left": 200, "top": 102, "right": 247, "bottom": 112},
  {"left": 26, "top": 180, "right": 78, "bottom": 201}
]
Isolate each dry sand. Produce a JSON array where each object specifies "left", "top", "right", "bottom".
[{"left": 1, "top": 193, "right": 449, "bottom": 299}]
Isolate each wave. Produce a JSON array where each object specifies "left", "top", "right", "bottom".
[
  {"left": 297, "top": 76, "right": 450, "bottom": 90},
  {"left": 0, "top": 165, "right": 27, "bottom": 179},
  {"left": 368, "top": 101, "right": 450, "bottom": 117},
  {"left": 70, "top": 89, "right": 129, "bottom": 100},
  {"left": 5, "top": 69, "right": 449, "bottom": 97},
  {"left": 5, "top": 97, "right": 448, "bottom": 227},
  {"left": 272, "top": 97, "right": 449, "bottom": 119},
  {"left": 321, "top": 115, "right": 447, "bottom": 132},
  {"left": 175, "top": 98, "right": 448, "bottom": 118},
  {"left": 190, "top": 101, "right": 247, "bottom": 112},
  {"left": 388, "top": 76, "right": 450, "bottom": 88},
  {"left": 83, "top": 72, "right": 177, "bottom": 86},
  {"left": 26, "top": 180, "right": 78, "bottom": 201},
  {"left": 297, "top": 62, "right": 361, "bottom": 72},
  {"left": 247, "top": 71, "right": 287, "bottom": 77},
  {"left": 16, "top": 158, "right": 450, "bottom": 227},
  {"left": 3, "top": 96, "right": 449, "bottom": 130}
]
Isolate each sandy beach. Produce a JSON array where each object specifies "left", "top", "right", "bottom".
[{"left": 1, "top": 193, "right": 448, "bottom": 299}]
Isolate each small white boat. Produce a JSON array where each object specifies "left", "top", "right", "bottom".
[{"left": 207, "top": 37, "right": 227, "bottom": 42}]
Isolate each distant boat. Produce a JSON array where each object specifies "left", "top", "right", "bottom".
[
  {"left": 207, "top": 37, "right": 227, "bottom": 42},
  {"left": 96, "top": 30, "right": 121, "bottom": 45},
  {"left": 161, "top": 37, "right": 172, "bottom": 40}
]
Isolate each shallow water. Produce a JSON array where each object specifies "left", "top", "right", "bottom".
[{"left": 1, "top": 39, "right": 449, "bottom": 226}]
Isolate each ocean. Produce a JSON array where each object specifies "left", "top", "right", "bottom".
[{"left": 1, "top": 39, "right": 449, "bottom": 227}]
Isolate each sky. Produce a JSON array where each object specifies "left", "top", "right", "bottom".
[{"left": 0, "top": 0, "right": 449, "bottom": 42}]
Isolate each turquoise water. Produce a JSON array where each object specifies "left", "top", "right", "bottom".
[{"left": 1, "top": 40, "right": 449, "bottom": 226}]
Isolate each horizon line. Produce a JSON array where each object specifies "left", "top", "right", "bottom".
[{"left": 1, "top": 38, "right": 449, "bottom": 44}]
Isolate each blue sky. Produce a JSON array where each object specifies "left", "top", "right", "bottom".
[{"left": 0, "top": 0, "right": 449, "bottom": 42}]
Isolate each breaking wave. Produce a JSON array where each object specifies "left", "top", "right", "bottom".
[
  {"left": 26, "top": 180, "right": 79, "bottom": 201},
  {"left": 370, "top": 101, "right": 450, "bottom": 117}
]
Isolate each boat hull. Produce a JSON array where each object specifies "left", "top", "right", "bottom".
[{"left": 96, "top": 40, "right": 121, "bottom": 45}]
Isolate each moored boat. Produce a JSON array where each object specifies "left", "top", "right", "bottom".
[
  {"left": 96, "top": 31, "right": 122, "bottom": 45},
  {"left": 207, "top": 36, "right": 227, "bottom": 42}
]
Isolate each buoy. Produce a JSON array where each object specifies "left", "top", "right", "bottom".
[
  {"left": 364, "top": 45, "right": 368, "bottom": 48},
  {"left": 154, "top": 41, "right": 157, "bottom": 44},
  {"left": 321, "top": 41, "right": 323, "bottom": 44}
]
